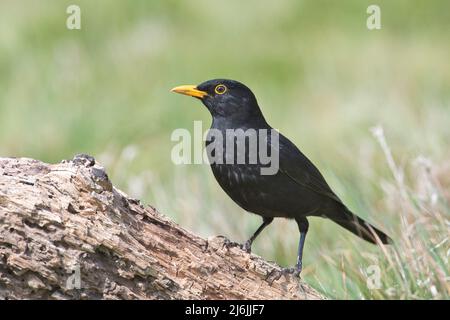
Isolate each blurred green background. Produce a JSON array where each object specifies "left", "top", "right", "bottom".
[{"left": 1, "top": 0, "right": 449, "bottom": 299}]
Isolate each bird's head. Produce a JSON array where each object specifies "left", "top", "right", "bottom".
[{"left": 171, "top": 79, "right": 264, "bottom": 121}]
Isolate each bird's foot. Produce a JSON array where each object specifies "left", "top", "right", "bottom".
[
  {"left": 217, "top": 236, "right": 241, "bottom": 250},
  {"left": 241, "top": 240, "right": 252, "bottom": 253},
  {"left": 215, "top": 236, "right": 253, "bottom": 254},
  {"left": 278, "top": 266, "right": 302, "bottom": 279},
  {"left": 265, "top": 266, "right": 302, "bottom": 283},
  {"left": 281, "top": 267, "right": 302, "bottom": 278}
]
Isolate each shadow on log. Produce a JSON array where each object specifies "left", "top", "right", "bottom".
[{"left": 0, "top": 155, "right": 324, "bottom": 300}]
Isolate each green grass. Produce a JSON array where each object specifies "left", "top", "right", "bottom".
[{"left": 0, "top": 0, "right": 449, "bottom": 299}]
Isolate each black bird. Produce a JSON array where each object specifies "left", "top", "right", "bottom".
[{"left": 171, "top": 79, "right": 391, "bottom": 275}]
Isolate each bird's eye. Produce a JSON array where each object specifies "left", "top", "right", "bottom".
[{"left": 214, "top": 84, "right": 227, "bottom": 95}]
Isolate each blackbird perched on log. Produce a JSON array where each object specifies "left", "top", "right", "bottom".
[{"left": 172, "top": 79, "right": 392, "bottom": 276}]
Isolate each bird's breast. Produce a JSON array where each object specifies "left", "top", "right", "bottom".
[{"left": 210, "top": 163, "right": 263, "bottom": 210}]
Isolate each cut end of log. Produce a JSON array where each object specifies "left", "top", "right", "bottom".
[{"left": 0, "top": 155, "right": 324, "bottom": 300}]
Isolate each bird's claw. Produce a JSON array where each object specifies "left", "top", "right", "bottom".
[
  {"left": 278, "top": 266, "right": 302, "bottom": 279},
  {"left": 216, "top": 236, "right": 254, "bottom": 254},
  {"left": 265, "top": 266, "right": 302, "bottom": 283},
  {"left": 219, "top": 237, "right": 241, "bottom": 250},
  {"left": 241, "top": 240, "right": 252, "bottom": 253}
]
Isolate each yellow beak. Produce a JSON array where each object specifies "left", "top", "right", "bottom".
[{"left": 171, "top": 85, "right": 208, "bottom": 99}]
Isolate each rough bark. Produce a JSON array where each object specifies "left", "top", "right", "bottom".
[{"left": 0, "top": 155, "right": 323, "bottom": 300}]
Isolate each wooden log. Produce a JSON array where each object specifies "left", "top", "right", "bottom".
[{"left": 0, "top": 155, "right": 323, "bottom": 300}]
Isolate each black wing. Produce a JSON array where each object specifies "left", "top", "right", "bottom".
[{"left": 270, "top": 132, "right": 343, "bottom": 205}]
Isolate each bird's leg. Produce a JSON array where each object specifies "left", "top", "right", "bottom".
[
  {"left": 294, "top": 218, "right": 309, "bottom": 276},
  {"left": 242, "top": 217, "right": 274, "bottom": 253},
  {"left": 281, "top": 218, "right": 309, "bottom": 277},
  {"left": 294, "top": 228, "right": 308, "bottom": 276}
]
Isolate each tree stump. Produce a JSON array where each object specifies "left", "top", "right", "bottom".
[{"left": 0, "top": 155, "right": 324, "bottom": 300}]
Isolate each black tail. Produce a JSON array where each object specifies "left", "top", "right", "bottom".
[{"left": 332, "top": 208, "right": 392, "bottom": 245}]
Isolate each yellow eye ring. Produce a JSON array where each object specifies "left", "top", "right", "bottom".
[{"left": 214, "top": 84, "right": 227, "bottom": 95}]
